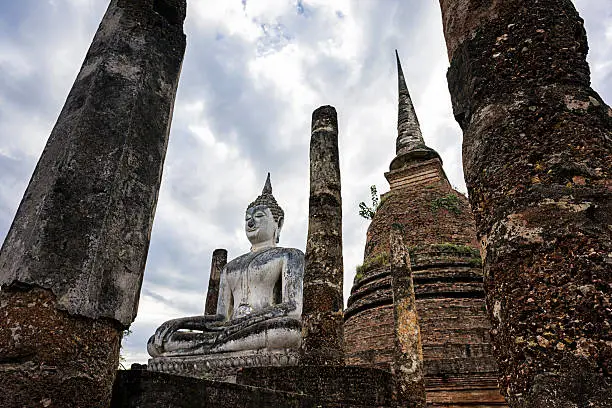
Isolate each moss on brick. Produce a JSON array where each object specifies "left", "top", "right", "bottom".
[
  {"left": 430, "top": 194, "right": 462, "bottom": 215},
  {"left": 355, "top": 252, "right": 390, "bottom": 283}
]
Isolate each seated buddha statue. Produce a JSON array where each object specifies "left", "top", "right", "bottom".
[{"left": 147, "top": 174, "right": 304, "bottom": 358}]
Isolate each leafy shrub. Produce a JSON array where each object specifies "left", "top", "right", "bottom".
[{"left": 359, "top": 185, "right": 380, "bottom": 220}]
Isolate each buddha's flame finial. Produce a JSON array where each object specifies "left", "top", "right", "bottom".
[
  {"left": 263, "top": 172, "right": 272, "bottom": 195},
  {"left": 248, "top": 172, "right": 284, "bottom": 223},
  {"left": 395, "top": 50, "right": 425, "bottom": 155}
]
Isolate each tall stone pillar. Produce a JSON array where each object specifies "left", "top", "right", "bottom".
[
  {"left": 205, "top": 249, "right": 227, "bottom": 315},
  {"left": 0, "top": 1, "right": 186, "bottom": 407},
  {"left": 300, "top": 105, "right": 345, "bottom": 366},
  {"left": 439, "top": 0, "right": 612, "bottom": 406},
  {"left": 390, "top": 230, "right": 426, "bottom": 408}
]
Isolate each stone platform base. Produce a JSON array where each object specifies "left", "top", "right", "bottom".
[
  {"left": 112, "top": 365, "right": 394, "bottom": 407},
  {"left": 148, "top": 349, "right": 299, "bottom": 382},
  {"left": 238, "top": 365, "right": 394, "bottom": 406}
]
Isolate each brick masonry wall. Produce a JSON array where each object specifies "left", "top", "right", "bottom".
[
  {"left": 364, "top": 176, "right": 478, "bottom": 262},
  {"left": 111, "top": 370, "right": 315, "bottom": 408},
  {"left": 344, "top": 167, "right": 506, "bottom": 406},
  {"left": 237, "top": 366, "right": 393, "bottom": 406}
]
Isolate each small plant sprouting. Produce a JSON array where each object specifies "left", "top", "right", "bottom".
[
  {"left": 354, "top": 252, "right": 390, "bottom": 284},
  {"left": 359, "top": 185, "right": 380, "bottom": 220}
]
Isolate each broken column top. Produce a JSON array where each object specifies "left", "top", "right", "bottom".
[{"left": 312, "top": 105, "right": 338, "bottom": 133}]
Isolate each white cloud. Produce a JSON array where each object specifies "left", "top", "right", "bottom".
[{"left": 1, "top": 0, "right": 610, "bottom": 366}]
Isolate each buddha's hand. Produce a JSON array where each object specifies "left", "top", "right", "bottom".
[
  {"left": 153, "top": 315, "right": 225, "bottom": 344},
  {"left": 233, "top": 301, "right": 295, "bottom": 324},
  {"left": 147, "top": 317, "right": 184, "bottom": 356}
]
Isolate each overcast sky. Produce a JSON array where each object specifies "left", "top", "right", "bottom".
[{"left": 1, "top": 1, "right": 610, "bottom": 365}]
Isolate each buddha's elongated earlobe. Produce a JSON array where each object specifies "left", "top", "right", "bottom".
[{"left": 276, "top": 216, "right": 284, "bottom": 243}]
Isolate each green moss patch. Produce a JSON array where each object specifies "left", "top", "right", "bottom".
[{"left": 430, "top": 194, "right": 462, "bottom": 215}]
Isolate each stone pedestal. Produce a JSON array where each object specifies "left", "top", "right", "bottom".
[{"left": 148, "top": 349, "right": 299, "bottom": 382}]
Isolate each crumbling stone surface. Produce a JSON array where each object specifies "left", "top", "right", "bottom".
[
  {"left": 0, "top": 0, "right": 187, "bottom": 326},
  {"left": 440, "top": 0, "right": 612, "bottom": 406},
  {"left": 204, "top": 248, "right": 227, "bottom": 314},
  {"left": 389, "top": 231, "right": 426, "bottom": 407},
  {"left": 0, "top": 287, "right": 122, "bottom": 408},
  {"left": 113, "top": 366, "right": 394, "bottom": 407},
  {"left": 301, "top": 106, "right": 345, "bottom": 366}
]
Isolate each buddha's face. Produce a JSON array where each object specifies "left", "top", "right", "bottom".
[{"left": 245, "top": 205, "right": 280, "bottom": 247}]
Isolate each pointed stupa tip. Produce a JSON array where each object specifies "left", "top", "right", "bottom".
[
  {"left": 390, "top": 51, "right": 440, "bottom": 171},
  {"left": 262, "top": 172, "right": 272, "bottom": 195},
  {"left": 395, "top": 50, "right": 406, "bottom": 95},
  {"left": 395, "top": 50, "right": 423, "bottom": 153}
]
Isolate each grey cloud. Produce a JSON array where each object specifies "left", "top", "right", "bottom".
[{"left": 1, "top": 1, "right": 610, "bottom": 365}]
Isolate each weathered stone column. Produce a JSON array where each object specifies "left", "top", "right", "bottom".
[
  {"left": 0, "top": 1, "right": 186, "bottom": 407},
  {"left": 439, "top": 0, "right": 611, "bottom": 406},
  {"left": 205, "top": 248, "right": 227, "bottom": 315},
  {"left": 389, "top": 230, "right": 426, "bottom": 408},
  {"left": 300, "top": 105, "right": 345, "bottom": 366}
]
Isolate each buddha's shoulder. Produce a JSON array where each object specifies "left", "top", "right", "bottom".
[
  {"left": 272, "top": 247, "right": 304, "bottom": 257},
  {"left": 272, "top": 247, "right": 305, "bottom": 259},
  {"left": 225, "top": 247, "right": 304, "bottom": 268},
  {"left": 247, "top": 247, "right": 304, "bottom": 260}
]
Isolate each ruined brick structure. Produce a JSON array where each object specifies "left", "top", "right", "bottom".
[
  {"left": 4, "top": 0, "right": 608, "bottom": 405},
  {"left": 344, "top": 53, "right": 506, "bottom": 406}
]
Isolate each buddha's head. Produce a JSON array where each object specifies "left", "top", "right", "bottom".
[{"left": 245, "top": 173, "right": 284, "bottom": 250}]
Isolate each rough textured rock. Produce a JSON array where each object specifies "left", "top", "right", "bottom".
[
  {"left": 439, "top": 0, "right": 612, "bottom": 406},
  {"left": 389, "top": 231, "right": 426, "bottom": 407},
  {"left": 0, "top": 1, "right": 186, "bottom": 406},
  {"left": 0, "top": 287, "right": 122, "bottom": 408},
  {"left": 111, "top": 370, "right": 317, "bottom": 408},
  {"left": 205, "top": 249, "right": 227, "bottom": 315},
  {"left": 301, "top": 105, "right": 345, "bottom": 366}
]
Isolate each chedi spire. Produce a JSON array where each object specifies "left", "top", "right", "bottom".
[
  {"left": 395, "top": 49, "right": 424, "bottom": 154},
  {"left": 390, "top": 51, "right": 440, "bottom": 171}
]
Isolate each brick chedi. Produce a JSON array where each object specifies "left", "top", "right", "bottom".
[{"left": 344, "top": 52, "right": 506, "bottom": 406}]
